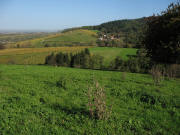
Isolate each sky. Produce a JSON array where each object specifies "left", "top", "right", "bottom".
[{"left": 0, "top": 0, "right": 177, "bottom": 32}]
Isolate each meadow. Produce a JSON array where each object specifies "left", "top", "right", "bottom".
[
  {"left": 0, "top": 47, "right": 137, "bottom": 65},
  {"left": 0, "top": 64, "right": 179, "bottom": 135},
  {"left": 89, "top": 47, "right": 137, "bottom": 66}
]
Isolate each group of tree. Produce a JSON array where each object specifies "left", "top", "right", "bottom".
[
  {"left": 110, "top": 49, "right": 151, "bottom": 73},
  {"left": 45, "top": 48, "right": 153, "bottom": 73},
  {"left": 142, "top": 1, "right": 180, "bottom": 64},
  {"left": 45, "top": 49, "right": 104, "bottom": 69},
  {"left": 96, "top": 38, "right": 135, "bottom": 48}
]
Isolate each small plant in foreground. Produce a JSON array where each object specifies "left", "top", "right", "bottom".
[{"left": 87, "top": 81, "right": 112, "bottom": 120}]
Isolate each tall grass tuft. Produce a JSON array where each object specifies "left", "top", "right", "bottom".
[{"left": 87, "top": 81, "right": 112, "bottom": 120}]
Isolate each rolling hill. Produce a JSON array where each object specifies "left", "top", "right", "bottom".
[{"left": 7, "top": 29, "right": 98, "bottom": 48}]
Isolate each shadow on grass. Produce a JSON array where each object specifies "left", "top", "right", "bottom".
[{"left": 51, "top": 103, "right": 90, "bottom": 117}]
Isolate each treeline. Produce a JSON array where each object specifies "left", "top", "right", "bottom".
[
  {"left": 93, "top": 18, "right": 145, "bottom": 34},
  {"left": 45, "top": 48, "right": 151, "bottom": 73},
  {"left": 45, "top": 49, "right": 104, "bottom": 69}
]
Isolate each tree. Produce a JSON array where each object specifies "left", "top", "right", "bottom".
[
  {"left": 0, "top": 43, "right": 5, "bottom": 50},
  {"left": 45, "top": 53, "right": 56, "bottom": 65},
  {"left": 143, "top": 2, "right": 180, "bottom": 64}
]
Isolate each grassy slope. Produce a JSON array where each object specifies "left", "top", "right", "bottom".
[
  {"left": 10, "top": 29, "right": 97, "bottom": 48},
  {"left": 0, "top": 65, "right": 179, "bottom": 135},
  {"left": 0, "top": 47, "right": 137, "bottom": 65}
]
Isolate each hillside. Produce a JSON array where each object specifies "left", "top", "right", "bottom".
[
  {"left": 83, "top": 18, "right": 146, "bottom": 47},
  {"left": 0, "top": 64, "right": 179, "bottom": 134},
  {"left": 7, "top": 29, "right": 98, "bottom": 48}
]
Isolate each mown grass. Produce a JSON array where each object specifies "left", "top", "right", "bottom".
[
  {"left": 8, "top": 29, "right": 98, "bottom": 48},
  {"left": 89, "top": 47, "right": 138, "bottom": 65},
  {"left": 0, "top": 47, "right": 137, "bottom": 65},
  {"left": 0, "top": 64, "right": 179, "bottom": 135}
]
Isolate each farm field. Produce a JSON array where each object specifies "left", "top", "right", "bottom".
[
  {"left": 0, "top": 46, "right": 89, "bottom": 65},
  {"left": 7, "top": 29, "right": 98, "bottom": 48},
  {"left": 0, "top": 47, "right": 137, "bottom": 65},
  {"left": 0, "top": 32, "right": 49, "bottom": 44},
  {"left": 0, "top": 64, "right": 179, "bottom": 134}
]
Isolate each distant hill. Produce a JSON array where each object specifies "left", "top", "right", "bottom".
[
  {"left": 4, "top": 18, "right": 145, "bottom": 48},
  {"left": 82, "top": 18, "right": 146, "bottom": 47},
  {"left": 7, "top": 29, "right": 98, "bottom": 48}
]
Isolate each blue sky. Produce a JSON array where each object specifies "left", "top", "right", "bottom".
[{"left": 0, "top": 0, "right": 176, "bottom": 31}]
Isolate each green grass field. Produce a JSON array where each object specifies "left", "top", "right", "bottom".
[
  {"left": 0, "top": 64, "right": 179, "bottom": 134},
  {"left": 89, "top": 47, "right": 137, "bottom": 65},
  {"left": 0, "top": 47, "right": 137, "bottom": 65}
]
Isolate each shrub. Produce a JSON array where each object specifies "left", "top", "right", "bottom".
[
  {"left": 150, "top": 65, "right": 164, "bottom": 85},
  {"left": 56, "top": 77, "right": 68, "bottom": 89},
  {"left": 166, "top": 64, "right": 180, "bottom": 79},
  {"left": 87, "top": 81, "right": 112, "bottom": 120},
  {"left": 45, "top": 53, "right": 57, "bottom": 66}
]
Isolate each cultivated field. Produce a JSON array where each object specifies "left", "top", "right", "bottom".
[
  {"left": 0, "top": 64, "right": 179, "bottom": 134},
  {"left": 0, "top": 47, "right": 88, "bottom": 65},
  {"left": 0, "top": 47, "right": 137, "bottom": 65}
]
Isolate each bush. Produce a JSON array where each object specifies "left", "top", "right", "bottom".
[
  {"left": 45, "top": 53, "right": 57, "bottom": 66},
  {"left": 165, "top": 64, "right": 180, "bottom": 78},
  {"left": 150, "top": 65, "right": 165, "bottom": 85},
  {"left": 87, "top": 81, "right": 112, "bottom": 120},
  {"left": 56, "top": 77, "right": 68, "bottom": 89}
]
